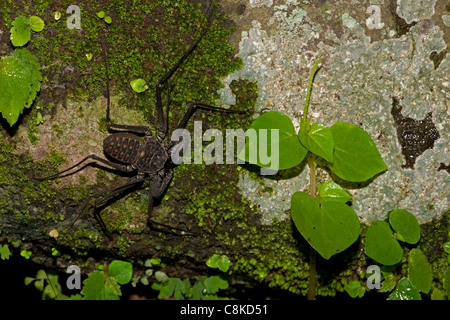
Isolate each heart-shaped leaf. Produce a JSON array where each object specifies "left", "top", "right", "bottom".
[
  {"left": 329, "top": 122, "right": 387, "bottom": 182},
  {"left": 365, "top": 220, "right": 403, "bottom": 265},
  {"left": 290, "top": 191, "right": 360, "bottom": 260},
  {"left": 299, "top": 120, "right": 334, "bottom": 162},
  {"left": 408, "top": 249, "right": 432, "bottom": 294},
  {"left": 318, "top": 182, "right": 352, "bottom": 203},
  {"left": 389, "top": 209, "right": 420, "bottom": 244},
  {"left": 238, "top": 111, "right": 307, "bottom": 170}
]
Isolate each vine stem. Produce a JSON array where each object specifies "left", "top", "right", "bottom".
[
  {"left": 303, "top": 57, "right": 321, "bottom": 300},
  {"left": 306, "top": 153, "right": 317, "bottom": 300},
  {"left": 302, "top": 58, "right": 322, "bottom": 122}
]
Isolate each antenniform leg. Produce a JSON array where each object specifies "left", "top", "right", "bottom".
[
  {"left": 100, "top": 39, "right": 152, "bottom": 135},
  {"left": 41, "top": 154, "right": 135, "bottom": 180},
  {"left": 176, "top": 102, "right": 247, "bottom": 131},
  {"left": 155, "top": 28, "right": 209, "bottom": 139},
  {"left": 92, "top": 177, "right": 149, "bottom": 233}
]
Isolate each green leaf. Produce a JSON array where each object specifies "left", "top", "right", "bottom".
[
  {"left": 443, "top": 242, "right": 450, "bottom": 254},
  {"left": 298, "top": 121, "right": 334, "bottom": 162},
  {"left": 0, "top": 54, "right": 32, "bottom": 125},
  {"left": 0, "top": 48, "right": 42, "bottom": 126},
  {"left": 81, "top": 271, "right": 120, "bottom": 300},
  {"left": 152, "top": 278, "right": 178, "bottom": 299},
  {"left": 36, "top": 112, "right": 43, "bottom": 125},
  {"left": 154, "top": 270, "right": 169, "bottom": 283},
  {"left": 365, "top": 220, "right": 403, "bottom": 265},
  {"left": 108, "top": 260, "right": 133, "bottom": 285},
  {"left": 20, "top": 249, "right": 31, "bottom": 259},
  {"left": 14, "top": 48, "right": 43, "bottom": 110},
  {"left": 130, "top": 78, "right": 148, "bottom": 93},
  {"left": 389, "top": 209, "right": 420, "bottom": 244},
  {"left": 140, "top": 276, "right": 149, "bottom": 285},
  {"left": 380, "top": 271, "right": 396, "bottom": 292},
  {"left": 408, "top": 249, "right": 432, "bottom": 294},
  {"left": 191, "top": 279, "right": 205, "bottom": 300},
  {"left": 0, "top": 244, "right": 11, "bottom": 260},
  {"left": 238, "top": 111, "right": 307, "bottom": 170},
  {"left": 218, "top": 255, "right": 231, "bottom": 272},
  {"left": 24, "top": 277, "right": 35, "bottom": 286},
  {"left": 97, "top": 11, "right": 106, "bottom": 18},
  {"left": 430, "top": 288, "right": 446, "bottom": 300},
  {"left": 329, "top": 122, "right": 387, "bottom": 182},
  {"left": 344, "top": 280, "right": 365, "bottom": 298},
  {"left": 42, "top": 273, "right": 63, "bottom": 300},
  {"left": 204, "top": 276, "right": 228, "bottom": 294},
  {"left": 206, "top": 254, "right": 231, "bottom": 272},
  {"left": 81, "top": 271, "right": 106, "bottom": 300},
  {"left": 36, "top": 269, "right": 47, "bottom": 279},
  {"left": 10, "top": 16, "right": 31, "bottom": 47},
  {"left": 104, "top": 276, "right": 121, "bottom": 300},
  {"left": 317, "top": 182, "right": 352, "bottom": 203},
  {"left": 104, "top": 16, "right": 112, "bottom": 24},
  {"left": 34, "top": 279, "right": 44, "bottom": 291},
  {"left": 388, "top": 278, "right": 421, "bottom": 300},
  {"left": 29, "top": 16, "right": 45, "bottom": 32},
  {"left": 290, "top": 191, "right": 360, "bottom": 260},
  {"left": 171, "top": 278, "right": 187, "bottom": 300},
  {"left": 206, "top": 254, "right": 219, "bottom": 268}
]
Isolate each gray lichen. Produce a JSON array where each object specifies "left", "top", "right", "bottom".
[
  {"left": 220, "top": 0, "right": 448, "bottom": 224},
  {"left": 396, "top": 0, "right": 437, "bottom": 24}
]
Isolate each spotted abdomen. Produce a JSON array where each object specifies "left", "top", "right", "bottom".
[{"left": 103, "top": 133, "right": 142, "bottom": 164}]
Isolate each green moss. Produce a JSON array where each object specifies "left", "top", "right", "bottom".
[
  {"left": 99, "top": 191, "right": 147, "bottom": 234},
  {"left": 229, "top": 221, "right": 310, "bottom": 295},
  {"left": 47, "top": 150, "right": 66, "bottom": 167},
  {"left": 57, "top": 227, "right": 103, "bottom": 254},
  {"left": 417, "top": 211, "right": 450, "bottom": 291}
]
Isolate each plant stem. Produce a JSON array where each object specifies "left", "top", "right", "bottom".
[
  {"left": 306, "top": 153, "right": 317, "bottom": 300},
  {"left": 302, "top": 58, "right": 322, "bottom": 122},
  {"left": 307, "top": 153, "right": 317, "bottom": 199}
]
